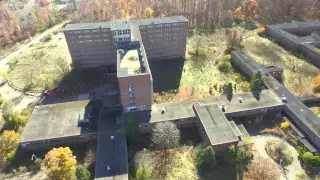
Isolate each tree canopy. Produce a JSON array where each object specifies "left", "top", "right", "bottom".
[
  {"left": 152, "top": 121, "right": 180, "bottom": 149},
  {"left": 250, "top": 71, "right": 264, "bottom": 92},
  {"left": 0, "top": 130, "right": 20, "bottom": 166},
  {"left": 44, "top": 147, "right": 77, "bottom": 180},
  {"left": 196, "top": 146, "right": 217, "bottom": 171}
]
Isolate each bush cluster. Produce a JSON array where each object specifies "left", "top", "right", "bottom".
[
  {"left": 265, "top": 140, "right": 293, "bottom": 166},
  {"left": 218, "top": 61, "right": 232, "bottom": 72},
  {"left": 188, "top": 48, "right": 207, "bottom": 57}
]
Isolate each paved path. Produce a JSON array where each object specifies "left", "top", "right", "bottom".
[
  {"left": 252, "top": 135, "right": 303, "bottom": 180},
  {"left": 0, "top": 21, "right": 70, "bottom": 111}
]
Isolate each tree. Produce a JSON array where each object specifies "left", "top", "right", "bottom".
[
  {"left": 223, "top": 82, "right": 233, "bottom": 95},
  {"left": 152, "top": 121, "right": 180, "bottom": 178},
  {"left": 312, "top": 75, "right": 320, "bottom": 93},
  {"left": 227, "top": 30, "right": 243, "bottom": 48},
  {"left": 234, "top": 7, "right": 242, "bottom": 22},
  {"left": 244, "top": 157, "right": 281, "bottom": 180},
  {"left": 125, "top": 115, "right": 143, "bottom": 145},
  {"left": 280, "top": 120, "right": 290, "bottom": 129},
  {"left": 250, "top": 71, "right": 264, "bottom": 92},
  {"left": 218, "top": 61, "right": 232, "bottom": 73},
  {"left": 243, "top": 0, "right": 258, "bottom": 22},
  {"left": 43, "top": 147, "right": 77, "bottom": 180},
  {"left": 55, "top": 57, "right": 70, "bottom": 76},
  {"left": 152, "top": 121, "right": 180, "bottom": 149},
  {"left": 76, "top": 165, "right": 90, "bottom": 180},
  {"left": 302, "top": 152, "right": 320, "bottom": 167},
  {"left": 0, "top": 130, "right": 20, "bottom": 166},
  {"left": 196, "top": 146, "right": 217, "bottom": 171},
  {"left": 136, "top": 165, "right": 153, "bottom": 180},
  {"left": 144, "top": 8, "right": 154, "bottom": 19}
]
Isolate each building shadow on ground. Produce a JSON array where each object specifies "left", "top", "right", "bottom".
[{"left": 148, "top": 58, "right": 185, "bottom": 93}]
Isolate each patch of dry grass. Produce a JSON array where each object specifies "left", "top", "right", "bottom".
[
  {"left": 7, "top": 31, "right": 71, "bottom": 92},
  {"left": 243, "top": 33, "right": 319, "bottom": 96}
]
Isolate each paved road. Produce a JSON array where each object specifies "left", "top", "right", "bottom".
[{"left": 0, "top": 21, "right": 70, "bottom": 111}]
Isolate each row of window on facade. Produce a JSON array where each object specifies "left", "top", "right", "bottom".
[
  {"left": 73, "top": 39, "right": 111, "bottom": 44},
  {"left": 112, "top": 29, "right": 130, "bottom": 36},
  {"left": 140, "top": 22, "right": 185, "bottom": 29},
  {"left": 68, "top": 28, "right": 110, "bottom": 34},
  {"left": 73, "top": 33, "right": 111, "bottom": 39},
  {"left": 115, "top": 37, "right": 131, "bottom": 42}
]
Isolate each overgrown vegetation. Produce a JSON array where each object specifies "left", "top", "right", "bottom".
[{"left": 265, "top": 140, "right": 294, "bottom": 166}]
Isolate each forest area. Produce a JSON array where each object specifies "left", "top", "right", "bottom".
[
  {"left": 1, "top": 0, "right": 320, "bottom": 48},
  {"left": 76, "top": 0, "right": 320, "bottom": 28}
]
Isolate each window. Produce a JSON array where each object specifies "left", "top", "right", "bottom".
[
  {"left": 129, "top": 84, "right": 134, "bottom": 93},
  {"left": 119, "top": 30, "right": 122, "bottom": 35}
]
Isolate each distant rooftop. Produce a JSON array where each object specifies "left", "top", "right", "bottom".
[
  {"left": 20, "top": 100, "right": 98, "bottom": 143},
  {"left": 194, "top": 103, "right": 239, "bottom": 146},
  {"left": 64, "top": 16, "right": 188, "bottom": 31}
]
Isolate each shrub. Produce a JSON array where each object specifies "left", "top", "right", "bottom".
[
  {"left": 41, "top": 33, "right": 52, "bottom": 42},
  {"left": 260, "top": 128, "right": 286, "bottom": 137},
  {"left": 0, "top": 71, "right": 9, "bottom": 81},
  {"left": 83, "top": 148, "right": 96, "bottom": 168},
  {"left": 224, "top": 54, "right": 231, "bottom": 61},
  {"left": 0, "top": 130, "right": 20, "bottom": 166},
  {"left": 257, "top": 27, "right": 266, "bottom": 37},
  {"left": 244, "top": 157, "right": 281, "bottom": 180},
  {"left": 227, "top": 30, "right": 243, "bottom": 48},
  {"left": 235, "top": 147, "right": 253, "bottom": 164},
  {"left": 250, "top": 71, "right": 264, "bottom": 92},
  {"left": 313, "top": 75, "right": 320, "bottom": 93},
  {"left": 295, "top": 170, "right": 310, "bottom": 180},
  {"left": 188, "top": 48, "right": 207, "bottom": 57},
  {"left": 280, "top": 120, "right": 290, "bottom": 130},
  {"left": 135, "top": 165, "right": 153, "bottom": 180},
  {"left": 33, "top": 158, "right": 43, "bottom": 170},
  {"left": 196, "top": 146, "right": 217, "bottom": 171},
  {"left": 218, "top": 61, "right": 232, "bottom": 72},
  {"left": 17, "top": 166, "right": 27, "bottom": 174},
  {"left": 76, "top": 165, "right": 91, "bottom": 180},
  {"left": 222, "top": 82, "right": 233, "bottom": 95},
  {"left": 240, "top": 82, "right": 250, "bottom": 92},
  {"left": 265, "top": 140, "right": 293, "bottom": 166},
  {"left": 302, "top": 152, "right": 320, "bottom": 167}
]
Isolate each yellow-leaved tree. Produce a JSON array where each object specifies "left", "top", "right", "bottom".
[
  {"left": 0, "top": 130, "right": 20, "bottom": 166},
  {"left": 44, "top": 147, "right": 77, "bottom": 180},
  {"left": 144, "top": 8, "right": 154, "bottom": 19},
  {"left": 280, "top": 120, "right": 290, "bottom": 129}
]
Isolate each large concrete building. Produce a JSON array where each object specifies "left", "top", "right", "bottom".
[{"left": 64, "top": 16, "right": 188, "bottom": 113}]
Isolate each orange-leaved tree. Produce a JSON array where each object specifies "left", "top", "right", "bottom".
[
  {"left": 313, "top": 75, "right": 320, "bottom": 93},
  {"left": 0, "top": 130, "right": 20, "bottom": 166},
  {"left": 243, "top": 0, "right": 258, "bottom": 22},
  {"left": 44, "top": 147, "right": 77, "bottom": 180},
  {"left": 244, "top": 157, "right": 281, "bottom": 180}
]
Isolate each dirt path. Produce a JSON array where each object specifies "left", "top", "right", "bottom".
[
  {"left": 252, "top": 135, "right": 302, "bottom": 180},
  {"left": 0, "top": 21, "right": 70, "bottom": 111}
]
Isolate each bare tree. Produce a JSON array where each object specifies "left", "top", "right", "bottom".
[
  {"left": 151, "top": 121, "right": 180, "bottom": 179},
  {"left": 244, "top": 157, "right": 281, "bottom": 180},
  {"left": 152, "top": 121, "right": 180, "bottom": 149},
  {"left": 55, "top": 57, "right": 70, "bottom": 76}
]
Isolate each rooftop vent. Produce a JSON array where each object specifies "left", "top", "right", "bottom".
[{"left": 161, "top": 107, "right": 165, "bottom": 114}]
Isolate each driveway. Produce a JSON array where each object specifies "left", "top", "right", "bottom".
[{"left": 252, "top": 135, "right": 303, "bottom": 180}]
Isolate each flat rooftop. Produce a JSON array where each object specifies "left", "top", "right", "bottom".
[
  {"left": 149, "top": 89, "right": 283, "bottom": 123},
  {"left": 64, "top": 16, "right": 188, "bottom": 31},
  {"left": 20, "top": 100, "right": 98, "bottom": 143},
  {"left": 95, "top": 111, "right": 128, "bottom": 180},
  {"left": 120, "top": 50, "right": 141, "bottom": 75},
  {"left": 194, "top": 104, "right": 239, "bottom": 146}
]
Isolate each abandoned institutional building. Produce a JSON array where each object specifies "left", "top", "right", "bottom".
[{"left": 19, "top": 17, "right": 320, "bottom": 179}]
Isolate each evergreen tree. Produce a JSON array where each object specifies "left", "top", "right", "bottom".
[{"left": 250, "top": 71, "right": 264, "bottom": 92}]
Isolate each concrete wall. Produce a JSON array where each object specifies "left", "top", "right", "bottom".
[
  {"left": 139, "top": 21, "right": 188, "bottom": 60},
  {"left": 300, "top": 43, "right": 320, "bottom": 68},
  {"left": 118, "top": 73, "right": 153, "bottom": 112},
  {"left": 64, "top": 28, "right": 117, "bottom": 68},
  {"left": 20, "top": 133, "right": 98, "bottom": 151}
]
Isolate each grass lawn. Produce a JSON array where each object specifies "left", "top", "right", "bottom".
[
  {"left": 152, "top": 29, "right": 250, "bottom": 104},
  {"left": 243, "top": 30, "right": 319, "bottom": 96},
  {"left": 7, "top": 30, "right": 71, "bottom": 92}
]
